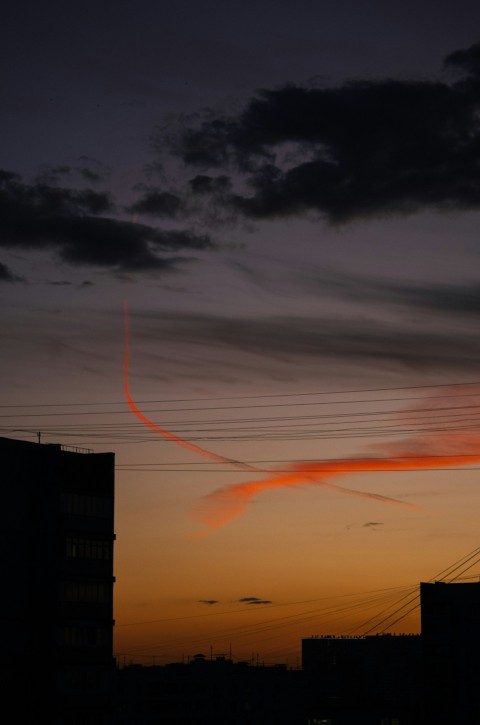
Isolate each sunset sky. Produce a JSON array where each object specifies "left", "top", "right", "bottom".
[{"left": 3, "top": 0, "right": 480, "bottom": 666}]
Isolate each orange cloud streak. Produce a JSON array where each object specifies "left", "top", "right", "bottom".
[
  {"left": 193, "top": 435, "right": 480, "bottom": 532},
  {"left": 123, "top": 301, "right": 480, "bottom": 535},
  {"left": 193, "top": 457, "right": 429, "bottom": 530},
  {"left": 192, "top": 387, "right": 480, "bottom": 533}
]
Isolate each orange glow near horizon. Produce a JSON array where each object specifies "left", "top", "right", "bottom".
[{"left": 118, "top": 306, "right": 480, "bottom": 659}]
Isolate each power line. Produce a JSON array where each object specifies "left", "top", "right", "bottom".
[
  {"left": 5, "top": 403, "right": 480, "bottom": 431},
  {"left": 114, "top": 549, "right": 480, "bottom": 663},
  {"left": 358, "top": 545, "right": 480, "bottom": 636},
  {"left": 2, "top": 378, "right": 480, "bottom": 410}
]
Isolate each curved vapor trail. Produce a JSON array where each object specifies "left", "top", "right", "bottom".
[
  {"left": 123, "top": 304, "right": 480, "bottom": 535},
  {"left": 123, "top": 301, "right": 255, "bottom": 471},
  {"left": 123, "top": 301, "right": 425, "bottom": 535},
  {"left": 194, "top": 438, "right": 480, "bottom": 529},
  {"left": 191, "top": 387, "right": 480, "bottom": 533},
  {"left": 193, "top": 459, "right": 425, "bottom": 532}
]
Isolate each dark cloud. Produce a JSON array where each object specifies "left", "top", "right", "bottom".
[
  {"left": 372, "top": 280, "right": 480, "bottom": 315},
  {"left": 238, "top": 597, "right": 262, "bottom": 602},
  {"left": 238, "top": 596, "right": 272, "bottom": 604},
  {"left": 79, "top": 167, "right": 103, "bottom": 183},
  {"left": 390, "top": 281, "right": 480, "bottom": 315},
  {"left": 77, "top": 156, "right": 110, "bottom": 183},
  {"left": 0, "top": 170, "right": 114, "bottom": 219},
  {"left": 34, "top": 162, "right": 108, "bottom": 185},
  {"left": 0, "top": 261, "right": 23, "bottom": 282},
  {"left": 198, "top": 599, "right": 219, "bottom": 605},
  {"left": 135, "top": 310, "right": 480, "bottom": 375},
  {"left": 0, "top": 171, "right": 216, "bottom": 275},
  {"left": 34, "top": 165, "right": 72, "bottom": 184},
  {"left": 363, "top": 522, "right": 383, "bottom": 529},
  {"left": 247, "top": 599, "right": 272, "bottom": 605},
  {"left": 129, "top": 186, "right": 184, "bottom": 218},
  {"left": 189, "top": 175, "right": 232, "bottom": 195},
  {"left": 155, "top": 42, "right": 480, "bottom": 225},
  {"left": 445, "top": 42, "right": 480, "bottom": 76},
  {"left": 0, "top": 169, "right": 20, "bottom": 184},
  {"left": 291, "top": 266, "right": 480, "bottom": 316}
]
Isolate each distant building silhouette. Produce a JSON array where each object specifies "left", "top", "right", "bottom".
[
  {"left": 116, "top": 655, "right": 305, "bottom": 724},
  {"left": 0, "top": 436, "right": 115, "bottom": 724},
  {"left": 420, "top": 580, "right": 480, "bottom": 724},
  {"left": 302, "top": 633, "right": 422, "bottom": 724}
]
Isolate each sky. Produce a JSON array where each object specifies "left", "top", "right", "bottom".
[{"left": 3, "top": 0, "right": 480, "bottom": 666}]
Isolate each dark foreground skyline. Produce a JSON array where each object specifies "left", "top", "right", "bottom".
[{"left": 3, "top": 432, "right": 480, "bottom": 724}]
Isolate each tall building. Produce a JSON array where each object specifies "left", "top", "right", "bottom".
[
  {"left": 420, "top": 581, "right": 480, "bottom": 723},
  {"left": 0, "top": 436, "right": 116, "bottom": 724}
]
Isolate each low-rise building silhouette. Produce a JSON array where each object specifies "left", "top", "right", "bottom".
[
  {"left": 302, "top": 633, "right": 422, "bottom": 724},
  {"left": 116, "top": 655, "right": 305, "bottom": 724},
  {"left": 301, "top": 581, "right": 480, "bottom": 724}
]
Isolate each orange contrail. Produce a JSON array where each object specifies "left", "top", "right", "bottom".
[
  {"left": 123, "top": 301, "right": 255, "bottom": 471},
  {"left": 193, "top": 457, "right": 426, "bottom": 530},
  {"left": 193, "top": 425, "right": 480, "bottom": 532},
  {"left": 191, "top": 387, "right": 480, "bottom": 532},
  {"left": 124, "top": 302, "right": 480, "bottom": 535}
]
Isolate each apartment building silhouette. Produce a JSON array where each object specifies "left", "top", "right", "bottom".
[
  {"left": 421, "top": 580, "right": 480, "bottom": 723},
  {"left": 302, "top": 580, "right": 480, "bottom": 724},
  {"left": 0, "top": 436, "right": 116, "bottom": 725}
]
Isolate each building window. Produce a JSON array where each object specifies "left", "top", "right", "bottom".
[
  {"left": 60, "top": 668, "right": 105, "bottom": 692},
  {"left": 63, "top": 580, "right": 110, "bottom": 603},
  {"left": 62, "top": 625, "right": 110, "bottom": 648},
  {"left": 61, "top": 493, "right": 112, "bottom": 518},
  {"left": 66, "top": 536, "right": 112, "bottom": 560}
]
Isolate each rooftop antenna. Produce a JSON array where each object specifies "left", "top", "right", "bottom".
[{"left": 37, "top": 432, "right": 41, "bottom": 444}]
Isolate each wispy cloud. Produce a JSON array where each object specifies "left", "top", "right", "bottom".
[
  {"left": 129, "top": 310, "right": 480, "bottom": 375},
  {"left": 198, "top": 599, "right": 219, "bottom": 605},
  {"left": 0, "top": 260, "right": 23, "bottom": 283},
  {"left": 238, "top": 597, "right": 273, "bottom": 605}
]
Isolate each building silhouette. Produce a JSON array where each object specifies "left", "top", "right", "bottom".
[
  {"left": 116, "top": 655, "right": 305, "bottom": 725},
  {"left": 420, "top": 580, "right": 480, "bottom": 723},
  {"left": 3, "top": 433, "right": 480, "bottom": 724},
  {"left": 302, "top": 633, "right": 422, "bottom": 724},
  {"left": 301, "top": 582, "right": 480, "bottom": 724},
  {"left": 0, "top": 436, "right": 116, "bottom": 724}
]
